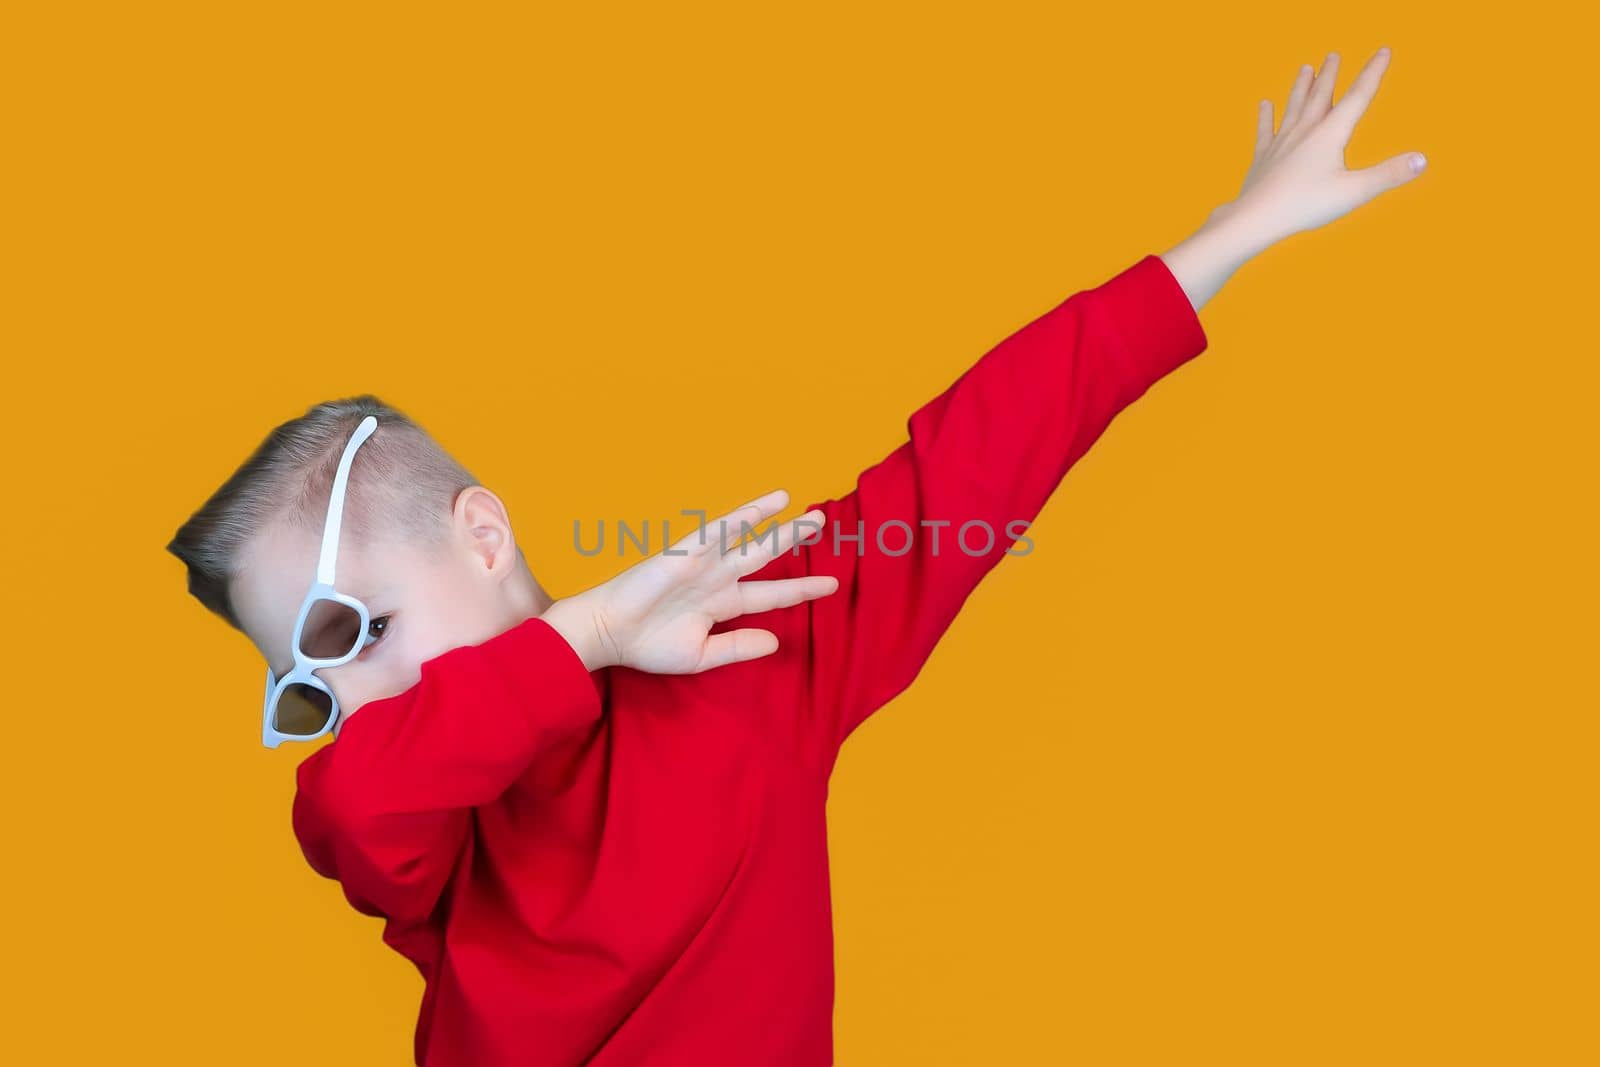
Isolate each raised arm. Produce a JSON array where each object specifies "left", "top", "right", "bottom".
[
  {"left": 740, "top": 46, "right": 1425, "bottom": 778},
  {"left": 292, "top": 614, "right": 604, "bottom": 926},
  {"left": 741, "top": 252, "right": 1207, "bottom": 777}
]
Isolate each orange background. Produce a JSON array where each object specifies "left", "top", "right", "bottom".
[{"left": 3, "top": 3, "right": 1594, "bottom": 1064}]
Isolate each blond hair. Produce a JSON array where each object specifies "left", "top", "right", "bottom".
[{"left": 166, "top": 394, "right": 481, "bottom": 631}]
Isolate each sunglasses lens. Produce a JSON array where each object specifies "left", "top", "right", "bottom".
[
  {"left": 273, "top": 682, "right": 335, "bottom": 737},
  {"left": 299, "top": 598, "right": 364, "bottom": 660}
]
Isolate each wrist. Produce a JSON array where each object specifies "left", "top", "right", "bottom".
[
  {"left": 1160, "top": 206, "right": 1275, "bottom": 312},
  {"left": 1205, "top": 198, "right": 1290, "bottom": 261},
  {"left": 1195, "top": 202, "right": 1267, "bottom": 262},
  {"left": 539, "top": 595, "right": 617, "bottom": 672}
]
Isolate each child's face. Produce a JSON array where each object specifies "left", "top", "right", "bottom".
[{"left": 229, "top": 499, "right": 529, "bottom": 731}]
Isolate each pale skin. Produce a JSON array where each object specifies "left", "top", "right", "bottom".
[
  {"left": 1162, "top": 47, "right": 1424, "bottom": 310},
  {"left": 232, "top": 47, "right": 1423, "bottom": 730}
]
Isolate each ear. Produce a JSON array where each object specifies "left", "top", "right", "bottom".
[{"left": 453, "top": 486, "right": 519, "bottom": 581}]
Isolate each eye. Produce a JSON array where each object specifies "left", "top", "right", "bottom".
[{"left": 361, "top": 615, "right": 392, "bottom": 652}]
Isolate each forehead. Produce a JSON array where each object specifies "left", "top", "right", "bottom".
[{"left": 231, "top": 518, "right": 400, "bottom": 666}]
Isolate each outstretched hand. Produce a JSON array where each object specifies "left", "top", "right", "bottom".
[
  {"left": 1214, "top": 46, "right": 1426, "bottom": 245},
  {"left": 1162, "top": 46, "right": 1426, "bottom": 311},
  {"left": 540, "top": 489, "right": 838, "bottom": 673}
]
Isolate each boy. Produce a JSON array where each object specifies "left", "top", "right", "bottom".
[{"left": 167, "top": 47, "right": 1422, "bottom": 1066}]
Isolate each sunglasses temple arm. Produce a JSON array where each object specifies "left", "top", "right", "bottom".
[{"left": 316, "top": 415, "right": 378, "bottom": 588}]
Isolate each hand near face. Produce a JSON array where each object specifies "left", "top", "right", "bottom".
[{"left": 541, "top": 488, "right": 838, "bottom": 673}]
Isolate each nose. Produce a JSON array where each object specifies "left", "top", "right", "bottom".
[{"left": 312, "top": 664, "right": 351, "bottom": 711}]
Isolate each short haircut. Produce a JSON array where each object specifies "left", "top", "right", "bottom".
[{"left": 166, "top": 394, "right": 481, "bottom": 632}]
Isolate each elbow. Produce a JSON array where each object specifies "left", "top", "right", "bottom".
[{"left": 293, "top": 756, "right": 465, "bottom": 920}]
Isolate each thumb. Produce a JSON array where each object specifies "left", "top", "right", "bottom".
[
  {"left": 1351, "top": 150, "right": 1427, "bottom": 205},
  {"left": 697, "top": 628, "right": 779, "bottom": 671}
]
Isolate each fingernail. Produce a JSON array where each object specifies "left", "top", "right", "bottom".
[
  {"left": 1378, "top": 46, "right": 1391, "bottom": 56},
  {"left": 1410, "top": 153, "right": 1427, "bottom": 173}
]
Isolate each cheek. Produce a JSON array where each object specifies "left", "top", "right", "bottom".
[
  {"left": 395, "top": 598, "right": 478, "bottom": 674},
  {"left": 351, "top": 630, "right": 431, "bottom": 709},
  {"left": 399, "top": 617, "right": 451, "bottom": 665},
  {"left": 415, "top": 568, "right": 499, "bottom": 641}
]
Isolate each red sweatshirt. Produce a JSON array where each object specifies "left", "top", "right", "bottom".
[{"left": 293, "top": 252, "right": 1209, "bottom": 1066}]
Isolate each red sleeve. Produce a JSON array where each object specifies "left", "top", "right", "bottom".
[
  {"left": 291, "top": 614, "right": 604, "bottom": 925},
  {"left": 741, "top": 253, "right": 1208, "bottom": 778}
]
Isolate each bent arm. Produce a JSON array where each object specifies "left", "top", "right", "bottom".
[{"left": 292, "top": 614, "right": 603, "bottom": 924}]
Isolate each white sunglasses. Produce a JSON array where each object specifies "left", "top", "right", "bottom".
[{"left": 261, "top": 414, "right": 381, "bottom": 748}]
